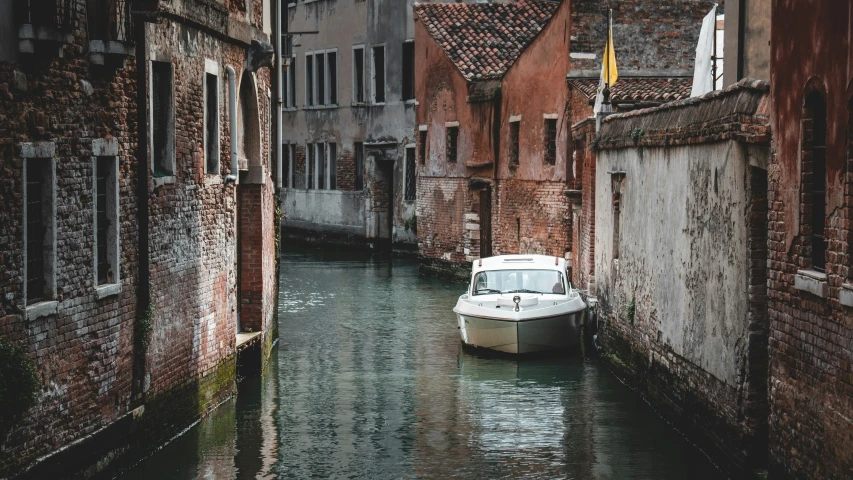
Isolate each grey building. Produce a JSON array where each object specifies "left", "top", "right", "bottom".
[{"left": 280, "top": 0, "right": 487, "bottom": 249}]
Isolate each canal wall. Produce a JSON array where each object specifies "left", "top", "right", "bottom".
[{"left": 593, "top": 80, "right": 772, "bottom": 476}]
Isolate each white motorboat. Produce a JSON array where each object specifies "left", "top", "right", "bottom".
[{"left": 453, "top": 255, "right": 586, "bottom": 354}]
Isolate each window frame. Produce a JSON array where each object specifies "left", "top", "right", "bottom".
[
  {"left": 20, "top": 142, "right": 57, "bottom": 313},
  {"left": 92, "top": 139, "right": 121, "bottom": 297}
]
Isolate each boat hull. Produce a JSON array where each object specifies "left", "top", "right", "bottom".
[{"left": 456, "top": 311, "right": 583, "bottom": 354}]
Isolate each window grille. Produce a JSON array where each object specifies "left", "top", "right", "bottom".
[
  {"left": 26, "top": 161, "right": 46, "bottom": 303},
  {"left": 15, "top": 0, "right": 73, "bottom": 32},
  {"left": 545, "top": 119, "right": 557, "bottom": 165},
  {"left": 86, "top": 0, "right": 133, "bottom": 41},
  {"left": 446, "top": 126, "right": 458, "bottom": 163},
  {"left": 405, "top": 148, "right": 416, "bottom": 201},
  {"left": 96, "top": 157, "right": 111, "bottom": 284}
]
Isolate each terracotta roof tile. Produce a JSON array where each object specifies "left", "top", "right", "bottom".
[
  {"left": 569, "top": 77, "right": 693, "bottom": 104},
  {"left": 414, "top": 0, "right": 559, "bottom": 82}
]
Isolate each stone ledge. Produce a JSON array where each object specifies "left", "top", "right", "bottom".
[
  {"left": 25, "top": 300, "right": 58, "bottom": 321},
  {"left": 152, "top": 175, "right": 176, "bottom": 188},
  {"left": 794, "top": 270, "right": 828, "bottom": 298},
  {"left": 95, "top": 283, "right": 121, "bottom": 300},
  {"left": 840, "top": 283, "right": 853, "bottom": 307}
]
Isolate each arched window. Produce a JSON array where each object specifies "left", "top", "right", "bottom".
[{"left": 803, "top": 90, "right": 827, "bottom": 271}]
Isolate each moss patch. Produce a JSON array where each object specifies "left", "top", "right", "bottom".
[{"left": 0, "top": 338, "right": 39, "bottom": 435}]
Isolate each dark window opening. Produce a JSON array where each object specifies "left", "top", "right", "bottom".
[
  {"left": 317, "top": 143, "right": 326, "bottom": 190},
  {"left": 354, "top": 48, "right": 365, "bottom": 104},
  {"left": 26, "top": 160, "right": 46, "bottom": 303},
  {"left": 205, "top": 73, "right": 219, "bottom": 174},
  {"left": 316, "top": 52, "right": 325, "bottom": 106},
  {"left": 96, "top": 157, "right": 112, "bottom": 285},
  {"left": 545, "top": 118, "right": 557, "bottom": 165},
  {"left": 152, "top": 61, "right": 174, "bottom": 177},
  {"left": 419, "top": 130, "right": 427, "bottom": 165},
  {"left": 510, "top": 121, "right": 520, "bottom": 165},
  {"left": 16, "top": 0, "right": 73, "bottom": 31},
  {"left": 327, "top": 52, "right": 337, "bottom": 105},
  {"left": 612, "top": 177, "right": 624, "bottom": 261},
  {"left": 402, "top": 41, "right": 415, "bottom": 101},
  {"left": 405, "top": 147, "right": 416, "bottom": 201},
  {"left": 287, "top": 60, "right": 297, "bottom": 107},
  {"left": 283, "top": 144, "right": 291, "bottom": 188},
  {"left": 447, "top": 126, "right": 458, "bottom": 163},
  {"left": 805, "top": 92, "right": 827, "bottom": 271},
  {"left": 307, "top": 143, "right": 314, "bottom": 189},
  {"left": 306, "top": 55, "right": 314, "bottom": 106},
  {"left": 355, "top": 142, "right": 364, "bottom": 190},
  {"left": 373, "top": 46, "right": 385, "bottom": 103},
  {"left": 329, "top": 143, "right": 337, "bottom": 190},
  {"left": 86, "top": 0, "right": 133, "bottom": 41}
]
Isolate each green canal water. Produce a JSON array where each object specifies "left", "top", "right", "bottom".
[{"left": 121, "top": 248, "right": 723, "bottom": 479}]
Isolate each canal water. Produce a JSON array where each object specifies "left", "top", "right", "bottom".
[{"left": 122, "top": 248, "right": 722, "bottom": 479}]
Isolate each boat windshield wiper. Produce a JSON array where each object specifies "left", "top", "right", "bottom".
[
  {"left": 475, "top": 288, "right": 503, "bottom": 294},
  {"left": 505, "top": 289, "right": 542, "bottom": 294}
]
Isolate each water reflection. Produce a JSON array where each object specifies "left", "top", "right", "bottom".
[{"left": 120, "top": 248, "right": 721, "bottom": 480}]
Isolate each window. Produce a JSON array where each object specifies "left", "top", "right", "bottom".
[
  {"left": 86, "top": 0, "right": 132, "bottom": 42},
  {"left": 402, "top": 41, "right": 415, "bottom": 101},
  {"left": 95, "top": 156, "right": 118, "bottom": 286},
  {"left": 284, "top": 143, "right": 291, "bottom": 188},
  {"left": 307, "top": 143, "right": 314, "bottom": 189},
  {"left": 151, "top": 61, "right": 175, "bottom": 177},
  {"left": 419, "top": 128, "right": 427, "bottom": 165},
  {"left": 316, "top": 52, "right": 325, "bottom": 108},
  {"left": 355, "top": 142, "right": 364, "bottom": 190},
  {"left": 316, "top": 143, "right": 325, "bottom": 190},
  {"left": 612, "top": 175, "right": 625, "bottom": 261},
  {"left": 510, "top": 120, "right": 520, "bottom": 165},
  {"left": 24, "top": 155, "right": 55, "bottom": 304},
  {"left": 372, "top": 45, "right": 385, "bottom": 103},
  {"left": 804, "top": 91, "right": 827, "bottom": 271},
  {"left": 545, "top": 118, "right": 557, "bottom": 165},
  {"left": 329, "top": 143, "right": 337, "bottom": 190},
  {"left": 204, "top": 73, "right": 220, "bottom": 174},
  {"left": 405, "top": 147, "right": 416, "bottom": 201},
  {"left": 286, "top": 144, "right": 296, "bottom": 188},
  {"left": 446, "top": 125, "right": 458, "bottom": 163},
  {"left": 353, "top": 46, "right": 365, "bottom": 104},
  {"left": 285, "top": 58, "right": 296, "bottom": 108},
  {"left": 327, "top": 51, "right": 337, "bottom": 105},
  {"left": 306, "top": 54, "right": 314, "bottom": 106}
]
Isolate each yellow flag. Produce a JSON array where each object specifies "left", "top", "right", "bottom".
[{"left": 603, "top": 14, "right": 618, "bottom": 86}]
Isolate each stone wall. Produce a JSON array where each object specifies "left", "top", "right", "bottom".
[
  {"left": 571, "top": 118, "right": 596, "bottom": 291},
  {"left": 593, "top": 80, "right": 771, "bottom": 476}
]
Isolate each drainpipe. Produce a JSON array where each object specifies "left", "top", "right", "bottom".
[
  {"left": 225, "top": 65, "right": 239, "bottom": 184},
  {"left": 133, "top": 4, "right": 150, "bottom": 404},
  {"left": 275, "top": 0, "right": 283, "bottom": 189}
]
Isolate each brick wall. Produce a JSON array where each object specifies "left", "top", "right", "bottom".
[
  {"left": 0, "top": 16, "right": 138, "bottom": 477},
  {"left": 493, "top": 179, "right": 570, "bottom": 258},
  {"left": 337, "top": 146, "right": 356, "bottom": 191},
  {"left": 417, "top": 177, "right": 471, "bottom": 266},
  {"left": 572, "top": 118, "right": 596, "bottom": 291}
]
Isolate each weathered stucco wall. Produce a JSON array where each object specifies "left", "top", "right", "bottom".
[
  {"left": 592, "top": 81, "right": 772, "bottom": 475},
  {"left": 596, "top": 142, "right": 755, "bottom": 384},
  {"left": 282, "top": 189, "right": 366, "bottom": 236}
]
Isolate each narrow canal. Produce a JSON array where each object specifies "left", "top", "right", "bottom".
[{"left": 122, "top": 248, "right": 722, "bottom": 479}]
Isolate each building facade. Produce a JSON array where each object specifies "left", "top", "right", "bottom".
[
  {"left": 768, "top": 1, "right": 853, "bottom": 477},
  {"left": 0, "top": 0, "right": 278, "bottom": 474},
  {"left": 414, "top": 0, "right": 572, "bottom": 277},
  {"left": 280, "top": 0, "right": 437, "bottom": 249}
]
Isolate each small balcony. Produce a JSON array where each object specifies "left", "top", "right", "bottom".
[
  {"left": 87, "top": 0, "right": 135, "bottom": 66},
  {"left": 15, "top": 0, "right": 74, "bottom": 55}
]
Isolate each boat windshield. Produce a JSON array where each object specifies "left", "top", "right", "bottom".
[{"left": 472, "top": 269, "right": 566, "bottom": 296}]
